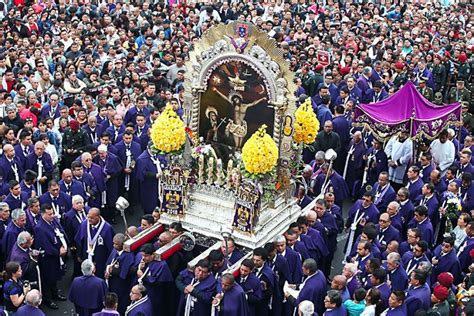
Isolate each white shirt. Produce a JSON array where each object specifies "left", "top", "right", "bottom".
[{"left": 430, "top": 139, "right": 455, "bottom": 174}]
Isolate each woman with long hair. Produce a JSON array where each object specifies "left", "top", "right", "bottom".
[
  {"left": 361, "top": 288, "right": 384, "bottom": 316},
  {"left": 3, "top": 261, "right": 31, "bottom": 314}
]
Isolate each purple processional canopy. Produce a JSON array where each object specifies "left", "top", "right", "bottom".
[{"left": 353, "top": 81, "right": 461, "bottom": 140}]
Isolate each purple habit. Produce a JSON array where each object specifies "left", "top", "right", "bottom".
[
  {"left": 214, "top": 282, "right": 249, "bottom": 316},
  {"left": 68, "top": 275, "right": 108, "bottom": 315},
  {"left": 176, "top": 269, "right": 217, "bottom": 316},
  {"left": 16, "top": 305, "right": 45, "bottom": 316},
  {"left": 75, "top": 219, "right": 114, "bottom": 278},
  {"left": 135, "top": 150, "right": 167, "bottom": 213}
]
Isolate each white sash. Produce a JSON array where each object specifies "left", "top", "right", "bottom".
[
  {"left": 184, "top": 278, "right": 200, "bottom": 316},
  {"left": 125, "top": 296, "right": 148, "bottom": 316},
  {"left": 11, "top": 161, "right": 19, "bottom": 182},
  {"left": 51, "top": 199, "right": 60, "bottom": 219},
  {"left": 344, "top": 208, "right": 365, "bottom": 261},
  {"left": 54, "top": 225, "right": 67, "bottom": 267},
  {"left": 37, "top": 158, "right": 43, "bottom": 196},
  {"left": 149, "top": 154, "right": 163, "bottom": 203},
  {"left": 137, "top": 266, "right": 150, "bottom": 285},
  {"left": 125, "top": 148, "right": 132, "bottom": 191},
  {"left": 343, "top": 145, "right": 355, "bottom": 179},
  {"left": 87, "top": 218, "right": 106, "bottom": 261}
]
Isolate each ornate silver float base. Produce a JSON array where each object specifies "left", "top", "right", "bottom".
[{"left": 159, "top": 184, "right": 301, "bottom": 249}]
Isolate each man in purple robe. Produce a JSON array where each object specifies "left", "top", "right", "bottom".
[
  {"left": 405, "top": 269, "right": 431, "bottom": 315},
  {"left": 313, "top": 163, "right": 349, "bottom": 207},
  {"left": 383, "top": 291, "right": 407, "bottom": 316},
  {"left": 415, "top": 183, "right": 440, "bottom": 229},
  {"left": 59, "top": 169, "right": 87, "bottom": 200},
  {"left": 135, "top": 144, "right": 167, "bottom": 213},
  {"left": 402, "top": 240, "right": 430, "bottom": 277},
  {"left": 265, "top": 243, "right": 290, "bottom": 315},
  {"left": 16, "top": 290, "right": 45, "bottom": 316},
  {"left": 252, "top": 247, "right": 276, "bottom": 316},
  {"left": 371, "top": 172, "right": 397, "bottom": 213},
  {"left": 275, "top": 235, "right": 303, "bottom": 284},
  {"left": 3, "top": 208, "right": 27, "bottom": 260},
  {"left": 396, "top": 187, "right": 415, "bottom": 229},
  {"left": 461, "top": 172, "right": 474, "bottom": 212},
  {"left": 94, "top": 145, "right": 123, "bottom": 222},
  {"left": 419, "top": 152, "right": 434, "bottom": 183},
  {"left": 370, "top": 268, "right": 391, "bottom": 308},
  {"left": 33, "top": 203, "right": 68, "bottom": 310},
  {"left": 24, "top": 141, "right": 54, "bottom": 196},
  {"left": 236, "top": 259, "right": 262, "bottom": 316},
  {"left": 81, "top": 152, "right": 107, "bottom": 209},
  {"left": 10, "top": 231, "right": 39, "bottom": 283},
  {"left": 75, "top": 208, "right": 114, "bottom": 279},
  {"left": 407, "top": 205, "right": 435, "bottom": 247},
  {"left": 406, "top": 166, "right": 424, "bottom": 202},
  {"left": 344, "top": 192, "right": 380, "bottom": 255},
  {"left": 285, "top": 229, "right": 311, "bottom": 262},
  {"left": 454, "top": 150, "right": 474, "bottom": 178},
  {"left": 458, "top": 221, "right": 474, "bottom": 272},
  {"left": 342, "top": 262, "right": 360, "bottom": 298},
  {"left": 115, "top": 131, "right": 141, "bottom": 205},
  {"left": 105, "top": 114, "right": 126, "bottom": 144},
  {"left": 344, "top": 131, "right": 366, "bottom": 196},
  {"left": 220, "top": 238, "right": 243, "bottom": 265},
  {"left": 3, "top": 180, "right": 29, "bottom": 211},
  {"left": 39, "top": 180, "right": 72, "bottom": 221},
  {"left": 323, "top": 289, "right": 347, "bottom": 315},
  {"left": 212, "top": 273, "right": 249, "bottom": 316},
  {"left": 175, "top": 259, "right": 217, "bottom": 316},
  {"left": 134, "top": 113, "right": 151, "bottom": 151},
  {"left": 0, "top": 144, "right": 24, "bottom": 184},
  {"left": 71, "top": 161, "right": 98, "bottom": 206},
  {"left": 94, "top": 132, "right": 119, "bottom": 156},
  {"left": 376, "top": 213, "right": 401, "bottom": 250},
  {"left": 82, "top": 116, "right": 102, "bottom": 145},
  {"left": 125, "top": 284, "right": 153, "bottom": 316},
  {"left": 386, "top": 252, "right": 408, "bottom": 292},
  {"left": 364, "top": 138, "right": 389, "bottom": 187},
  {"left": 20, "top": 170, "right": 37, "bottom": 199},
  {"left": 285, "top": 258, "right": 327, "bottom": 315},
  {"left": 104, "top": 233, "right": 135, "bottom": 315},
  {"left": 295, "top": 217, "right": 329, "bottom": 263},
  {"left": 64, "top": 195, "right": 89, "bottom": 277},
  {"left": 91, "top": 293, "right": 120, "bottom": 316},
  {"left": 14, "top": 130, "right": 34, "bottom": 170},
  {"left": 25, "top": 197, "right": 40, "bottom": 233},
  {"left": 431, "top": 235, "right": 462, "bottom": 285},
  {"left": 69, "top": 259, "right": 108, "bottom": 316},
  {"left": 135, "top": 243, "right": 173, "bottom": 313}
]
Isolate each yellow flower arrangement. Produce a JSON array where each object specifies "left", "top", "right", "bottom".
[
  {"left": 150, "top": 105, "right": 186, "bottom": 154},
  {"left": 242, "top": 125, "right": 278, "bottom": 175},
  {"left": 293, "top": 97, "right": 319, "bottom": 144}
]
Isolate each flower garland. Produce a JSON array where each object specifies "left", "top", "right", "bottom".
[
  {"left": 293, "top": 97, "right": 319, "bottom": 144},
  {"left": 241, "top": 125, "right": 278, "bottom": 176},
  {"left": 150, "top": 105, "right": 186, "bottom": 154}
]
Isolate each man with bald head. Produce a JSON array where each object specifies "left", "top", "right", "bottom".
[
  {"left": 81, "top": 152, "right": 106, "bottom": 209},
  {"left": 309, "top": 200, "right": 338, "bottom": 277},
  {"left": 59, "top": 168, "right": 86, "bottom": 199},
  {"left": 0, "top": 144, "right": 24, "bottom": 183},
  {"left": 93, "top": 144, "right": 122, "bottom": 223},
  {"left": 24, "top": 141, "right": 54, "bottom": 196},
  {"left": 75, "top": 208, "right": 114, "bottom": 279},
  {"left": 376, "top": 212, "right": 401, "bottom": 250},
  {"left": 331, "top": 275, "right": 350, "bottom": 301}
]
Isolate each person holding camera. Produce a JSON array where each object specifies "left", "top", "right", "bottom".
[{"left": 2, "top": 261, "right": 31, "bottom": 314}]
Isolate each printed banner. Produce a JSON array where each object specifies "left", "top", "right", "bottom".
[{"left": 232, "top": 181, "right": 260, "bottom": 233}]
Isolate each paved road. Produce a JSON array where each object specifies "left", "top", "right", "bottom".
[{"left": 46, "top": 200, "right": 351, "bottom": 315}]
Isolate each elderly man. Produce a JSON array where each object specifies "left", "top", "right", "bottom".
[
  {"left": 105, "top": 233, "right": 135, "bottom": 315},
  {"left": 69, "top": 260, "right": 108, "bottom": 316},
  {"left": 64, "top": 195, "right": 89, "bottom": 278},
  {"left": 33, "top": 203, "right": 68, "bottom": 309},
  {"left": 221, "top": 237, "right": 243, "bottom": 265},
  {"left": 342, "top": 262, "right": 360, "bottom": 298},
  {"left": 16, "top": 289, "right": 45, "bottom": 316},
  {"left": 343, "top": 131, "right": 366, "bottom": 196},
  {"left": 330, "top": 275, "right": 350, "bottom": 301},
  {"left": 386, "top": 252, "right": 408, "bottom": 291},
  {"left": 81, "top": 152, "right": 106, "bottom": 209},
  {"left": 125, "top": 284, "right": 153, "bottom": 316},
  {"left": 24, "top": 141, "right": 54, "bottom": 196},
  {"left": 371, "top": 172, "right": 396, "bottom": 213},
  {"left": 285, "top": 258, "right": 327, "bottom": 315},
  {"left": 59, "top": 168, "right": 87, "bottom": 199},
  {"left": 0, "top": 144, "right": 24, "bottom": 183},
  {"left": 274, "top": 235, "right": 303, "bottom": 284},
  {"left": 10, "top": 231, "right": 39, "bottom": 283},
  {"left": 94, "top": 144, "right": 122, "bottom": 223},
  {"left": 376, "top": 213, "right": 401, "bottom": 250},
  {"left": 75, "top": 208, "right": 114, "bottom": 279},
  {"left": 212, "top": 273, "right": 249, "bottom": 316},
  {"left": 3, "top": 208, "right": 27, "bottom": 260}
]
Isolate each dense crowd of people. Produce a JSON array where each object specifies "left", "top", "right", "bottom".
[{"left": 0, "top": 0, "right": 471, "bottom": 315}]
